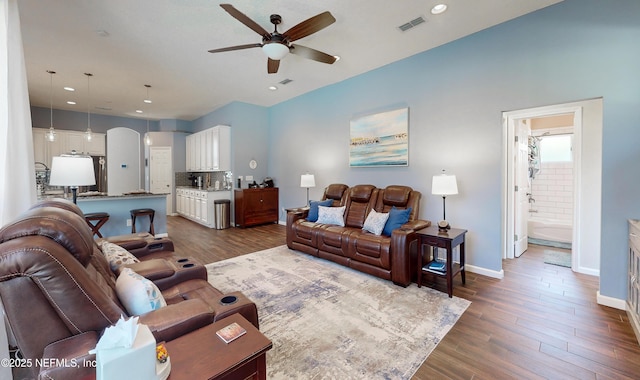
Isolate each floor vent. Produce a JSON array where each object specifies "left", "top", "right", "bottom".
[{"left": 398, "top": 16, "right": 426, "bottom": 32}]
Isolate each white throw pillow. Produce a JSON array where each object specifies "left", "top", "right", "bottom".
[
  {"left": 362, "top": 209, "right": 390, "bottom": 236},
  {"left": 101, "top": 241, "right": 140, "bottom": 271},
  {"left": 316, "top": 206, "right": 346, "bottom": 227},
  {"left": 116, "top": 268, "right": 167, "bottom": 315}
]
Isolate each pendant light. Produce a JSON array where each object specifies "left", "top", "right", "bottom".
[
  {"left": 84, "top": 73, "right": 93, "bottom": 142},
  {"left": 46, "top": 70, "right": 56, "bottom": 142},
  {"left": 145, "top": 118, "right": 152, "bottom": 146},
  {"left": 144, "top": 85, "right": 152, "bottom": 145}
]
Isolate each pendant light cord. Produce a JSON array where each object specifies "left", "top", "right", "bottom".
[{"left": 47, "top": 70, "right": 55, "bottom": 128}]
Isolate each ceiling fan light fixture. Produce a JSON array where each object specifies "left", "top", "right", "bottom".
[{"left": 262, "top": 42, "right": 289, "bottom": 60}]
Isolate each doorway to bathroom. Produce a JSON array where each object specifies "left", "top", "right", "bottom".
[{"left": 502, "top": 99, "right": 603, "bottom": 276}]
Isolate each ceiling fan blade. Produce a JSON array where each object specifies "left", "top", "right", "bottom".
[
  {"left": 220, "top": 4, "right": 270, "bottom": 38},
  {"left": 290, "top": 44, "right": 337, "bottom": 64},
  {"left": 267, "top": 58, "right": 280, "bottom": 74},
  {"left": 283, "top": 11, "right": 336, "bottom": 42},
  {"left": 208, "top": 43, "right": 262, "bottom": 54}
]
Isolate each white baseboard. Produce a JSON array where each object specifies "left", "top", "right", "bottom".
[
  {"left": 596, "top": 291, "right": 626, "bottom": 310},
  {"left": 575, "top": 266, "right": 600, "bottom": 277},
  {"left": 466, "top": 264, "right": 504, "bottom": 279}
]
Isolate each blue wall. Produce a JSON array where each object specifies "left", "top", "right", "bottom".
[{"left": 261, "top": 0, "right": 639, "bottom": 300}]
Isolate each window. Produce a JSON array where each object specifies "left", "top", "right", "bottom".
[{"left": 540, "top": 135, "right": 572, "bottom": 162}]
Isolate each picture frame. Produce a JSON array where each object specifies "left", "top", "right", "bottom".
[{"left": 349, "top": 107, "right": 409, "bottom": 167}]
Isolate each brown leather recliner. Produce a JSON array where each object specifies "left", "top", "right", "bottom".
[
  {"left": 30, "top": 198, "right": 208, "bottom": 290},
  {"left": 0, "top": 206, "right": 258, "bottom": 379}
]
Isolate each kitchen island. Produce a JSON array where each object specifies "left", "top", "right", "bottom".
[{"left": 76, "top": 193, "right": 168, "bottom": 237}]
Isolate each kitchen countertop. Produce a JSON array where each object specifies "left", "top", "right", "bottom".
[
  {"left": 176, "top": 186, "right": 232, "bottom": 192},
  {"left": 38, "top": 192, "right": 168, "bottom": 202},
  {"left": 77, "top": 193, "right": 169, "bottom": 202}
]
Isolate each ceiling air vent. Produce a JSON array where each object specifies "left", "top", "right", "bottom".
[
  {"left": 398, "top": 16, "right": 426, "bottom": 32},
  {"left": 279, "top": 79, "right": 293, "bottom": 85}
]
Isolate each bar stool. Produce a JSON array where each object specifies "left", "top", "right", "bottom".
[
  {"left": 130, "top": 208, "right": 155, "bottom": 235},
  {"left": 84, "top": 212, "right": 110, "bottom": 238}
]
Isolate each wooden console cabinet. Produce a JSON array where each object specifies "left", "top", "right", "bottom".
[{"left": 234, "top": 188, "right": 279, "bottom": 227}]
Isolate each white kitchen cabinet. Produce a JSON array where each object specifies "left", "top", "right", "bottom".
[
  {"left": 211, "top": 125, "right": 231, "bottom": 171},
  {"left": 61, "top": 130, "right": 106, "bottom": 156},
  {"left": 32, "top": 128, "right": 65, "bottom": 168},
  {"left": 85, "top": 133, "right": 106, "bottom": 156},
  {"left": 32, "top": 128, "right": 106, "bottom": 168},
  {"left": 32, "top": 129, "right": 48, "bottom": 166},
  {"left": 185, "top": 125, "right": 230, "bottom": 172},
  {"left": 175, "top": 187, "right": 231, "bottom": 228}
]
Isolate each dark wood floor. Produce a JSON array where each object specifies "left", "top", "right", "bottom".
[{"left": 167, "top": 216, "right": 640, "bottom": 379}]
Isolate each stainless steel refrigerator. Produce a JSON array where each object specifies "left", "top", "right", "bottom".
[{"left": 84, "top": 156, "right": 107, "bottom": 193}]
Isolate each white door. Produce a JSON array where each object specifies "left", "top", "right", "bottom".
[
  {"left": 514, "top": 119, "right": 531, "bottom": 257},
  {"left": 150, "top": 147, "right": 172, "bottom": 214}
]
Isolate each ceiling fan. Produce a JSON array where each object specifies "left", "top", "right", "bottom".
[{"left": 208, "top": 4, "right": 337, "bottom": 74}]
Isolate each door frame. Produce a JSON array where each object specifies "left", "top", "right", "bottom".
[{"left": 502, "top": 99, "right": 602, "bottom": 276}]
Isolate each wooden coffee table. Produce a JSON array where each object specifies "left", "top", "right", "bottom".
[{"left": 165, "top": 314, "right": 272, "bottom": 380}]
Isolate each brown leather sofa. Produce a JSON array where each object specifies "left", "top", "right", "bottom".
[
  {"left": 0, "top": 204, "right": 257, "bottom": 379},
  {"left": 287, "top": 184, "right": 430, "bottom": 286}
]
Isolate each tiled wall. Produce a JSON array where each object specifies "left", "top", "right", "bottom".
[
  {"left": 175, "top": 171, "right": 229, "bottom": 189},
  {"left": 530, "top": 161, "right": 573, "bottom": 221}
]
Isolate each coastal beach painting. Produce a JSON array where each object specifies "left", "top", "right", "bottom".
[{"left": 349, "top": 107, "right": 409, "bottom": 167}]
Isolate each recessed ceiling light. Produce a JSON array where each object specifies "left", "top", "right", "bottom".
[
  {"left": 64, "top": 87, "right": 75, "bottom": 91},
  {"left": 66, "top": 101, "right": 76, "bottom": 105},
  {"left": 136, "top": 109, "right": 143, "bottom": 113},
  {"left": 143, "top": 99, "right": 152, "bottom": 104},
  {"left": 431, "top": 4, "right": 448, "bottom": 14},
  {"left": 268, "top": 86, "right": 278, "bottom": 91}
]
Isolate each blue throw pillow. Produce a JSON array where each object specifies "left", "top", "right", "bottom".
[
  {"left": 307, "top": 199, "right": 333, "bottom": 222},
  {"left": 382, "top": 206, "right": 412, "bottom": 236}
]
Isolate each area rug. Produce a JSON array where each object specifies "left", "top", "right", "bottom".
[
  {"left": 206, "top": 245, "right": 470, "bottom": 379},
  {"left": 544, "top": 250, "right": 572, "bottom": 268}
]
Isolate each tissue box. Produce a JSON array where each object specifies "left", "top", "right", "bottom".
[{"left": 96, "top": 324, "right": 156, "bottom": 380}]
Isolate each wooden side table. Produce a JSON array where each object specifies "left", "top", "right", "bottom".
[
  {"left": 416, "top": 226, "right": 467, "bottom": 298},
  {"left": 165, "top": 314, "right": 272, "bottom": 380}
]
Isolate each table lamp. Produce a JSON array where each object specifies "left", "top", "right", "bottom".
[
  {"left": 49, "top": 153, "right": 96, "bottom": 204},
  {"left": 431, "top": 170, "right": 458, "bottom": 231},
  {"left": 300, "top": 174, "right": 316, "bottom": 205}
]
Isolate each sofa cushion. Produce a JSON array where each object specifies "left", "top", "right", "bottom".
[
  {"left": 317, "top": 206, "right": 345, "bottom": 226},
  {"left": 102, "top": 241, "right": 140, "bottom": 271},
  {"left": 382, "top": 207, "right": 412, "bottom": 236},
  {"left": 307, "top": 199, "right": 333, "bottom": 222},
  {"left": 116, "top": 267, "right": 167, "bottom": 315},
  {"left": 362, "top": 209, "right": 390, "bottom": 236}
]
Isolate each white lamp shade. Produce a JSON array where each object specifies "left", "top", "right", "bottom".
[
  {"left": 300, "top": 174, "right": 316, "bottom": 188},
  {"left": 432, "top": 174, "right": 458, "bottom": 196},
  {"left": 49, "top": 155, "right": 96, "bottom": 187},
  {"left": 262, "top": 42, "right": 289, "bottom": 60}
]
